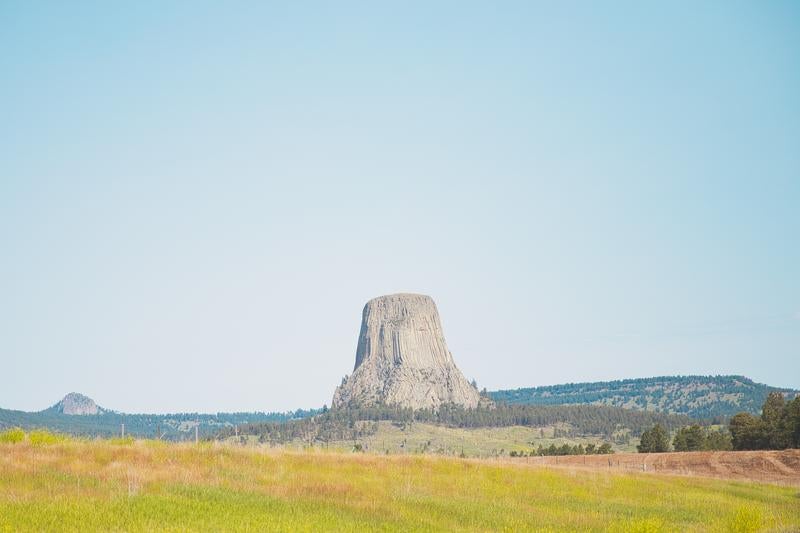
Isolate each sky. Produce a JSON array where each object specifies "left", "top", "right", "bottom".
[{"left": 1, "top": 1, "right": 799, "bottom": 413}]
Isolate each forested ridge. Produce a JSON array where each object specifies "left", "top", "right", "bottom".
[
  {"left": 8, "top": 374, "right": 794, "bottom": 442},
  {"left": 0, "top": 406, "right": 320, "bottom": 440},
  {"left": 220, "top": 403, "right": 693, "bottom": 445},
  {"left": 490, "top": 375, "right": 798, "bottom": 418}
]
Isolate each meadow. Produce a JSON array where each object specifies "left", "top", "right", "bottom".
[
  {"left": 1, "top": 430, "right": 799, "bottom": 532},
  {"left": 237, "top": 421, "right": 635, "bottom": 456}
]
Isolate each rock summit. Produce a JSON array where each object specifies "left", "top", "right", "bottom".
[
  {"left": 50, "top": 392, "right": 103, "bottom": 415},
  {"left": 332, "top": 293, "right": 480, "bottom": 410}
]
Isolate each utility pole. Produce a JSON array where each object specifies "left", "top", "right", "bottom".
[
  {"left": 121, "top": 423, "right": 125, "bottom": 438},
  {"left": 195, "top": 424, "right": 199, "bottom": 444}
]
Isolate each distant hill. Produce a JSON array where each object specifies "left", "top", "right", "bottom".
[
  {"left": 7, "top": 374, "right": 793, "bottom": 439},
  {"left": 0, "top": 393, "right": 320, "bottom": 440},
  {"left": 45, "top": 392, "right": 104, "bottom": 415},
  {"left": 489, "top": 375, "right": 799, "bottom": 419}
]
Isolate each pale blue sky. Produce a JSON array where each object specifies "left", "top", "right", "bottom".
[{"left": 2, "top": 1, "right": 798, "bottom": 413}]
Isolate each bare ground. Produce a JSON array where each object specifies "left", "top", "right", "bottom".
[{"left": 507, "top": 449, "right": 800, "bottom": 486}]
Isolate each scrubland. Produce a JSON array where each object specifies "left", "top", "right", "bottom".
[
  {"left": 0, "top": 430, "right": 798, "bottom": 532},
  {"left": 250, "top": 421, "right": 633, "bottom": 456}
]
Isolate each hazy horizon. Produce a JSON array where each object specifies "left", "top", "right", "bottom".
[
  {"left": 2, "top": 2, "right": 798, "bottom": 413},
  {"left": 25, "top": 372, "right": 799, "bottom": 416}
]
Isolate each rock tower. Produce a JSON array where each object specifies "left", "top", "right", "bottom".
[{"left": 332, "top": 293, "right": 480, "bottom": 410}]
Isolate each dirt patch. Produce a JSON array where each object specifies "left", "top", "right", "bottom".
[{"left": 515, "top": 449, "right": 800, "bottom": 486}]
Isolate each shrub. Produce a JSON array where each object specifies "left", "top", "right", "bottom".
[
  {"left": 597, "top": 442, "right": 614, "bottom": 454},
  {"left": 28, "top": 430, "right": 65, "bottom": 446},
  {"left": 0, "top": 427, "right": 25, "bottom": 444}
]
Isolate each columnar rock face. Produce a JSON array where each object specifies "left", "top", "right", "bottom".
[{"left": 332, "top": 293, "right": 480, "bottom": 410}]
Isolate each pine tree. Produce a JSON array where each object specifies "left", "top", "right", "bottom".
[
  {"left": 672, "top": 424, "right": 705, "bottom": 451},
  {"left": 761, "top": 392, "right": 790, "bottom": 449},
  {"left": 786, "top": 396, "right": 800, "bottom": 448},
  {"left": 637, "top": 424, "right": 670, "bottom": 453},
  {"left": 705, "top": 429, "right": 732, "bottom": 451},
  {"left": 729, "top": 412, "right": 764, "bottom": 450}
]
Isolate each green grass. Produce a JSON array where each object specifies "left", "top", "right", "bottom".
[
  {"left": 0, "top": 428, "right": 25, "bottom": 444},
  {"left": 0, "top": 436, "right": 798, "bottom": 532},
  {"left": 26, "top": 429, "right": 67, "bottom": 446}
]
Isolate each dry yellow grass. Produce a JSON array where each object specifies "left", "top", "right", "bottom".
[{"left": 1, "top": 436, "right": 799, "bottom": 532}]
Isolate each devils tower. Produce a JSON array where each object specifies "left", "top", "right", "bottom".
[{"left": 332, "top": 293, "right": 480, "bottom": 410}]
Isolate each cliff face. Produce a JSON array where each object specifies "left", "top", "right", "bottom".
[{"left": 332, "top": 293, "right": 480, "bottom": 410}]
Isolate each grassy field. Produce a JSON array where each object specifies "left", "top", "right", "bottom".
[
  {"left": 353, "top": 421, "right": 639, "bottom": 455},
  {"left": 346, "top": 422, "right": 597, "bottom": 456},
  {"left": 241, "top": 421, "right": 638, "bottom": 455},
  {"left": 1, "top": 434, "right": 799, "bottom": 532}
]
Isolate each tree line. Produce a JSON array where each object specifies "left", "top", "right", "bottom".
[
  {"left": 636, "top": 392, "right": 800, "bottom": 453},
  {"left": 637, "top": 423, "right": 732, "bottom": 453},
  {"left": 0, "top": 406, "right": 320, "bottom": 440},
  {"left": 728, "top": 392, "right": 800, "bottom": 450},
  {"left": 510, "top": 442, "right": 614, "bottom": 457},
  {"left": 220, "top": 402, "right": 693, "bottom": 445}
]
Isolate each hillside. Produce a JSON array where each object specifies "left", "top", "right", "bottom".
[
  {"left": 0, "top": 394, "right": 319, "bottom": 440},
  {"left": 489, "top": 375, "right": 799, "bottom": 418},
  {"left": 0, "top": 407, "right": 319, "bottom": 440},
  {"left": 5, "top": 374, "right": 788, "bottom": 440},
  {"left": 223, "top": 403, "right": 694, "bottom": 450},
  {"left": 231, "top": 421, "right": 637, "bottom": 455}
]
